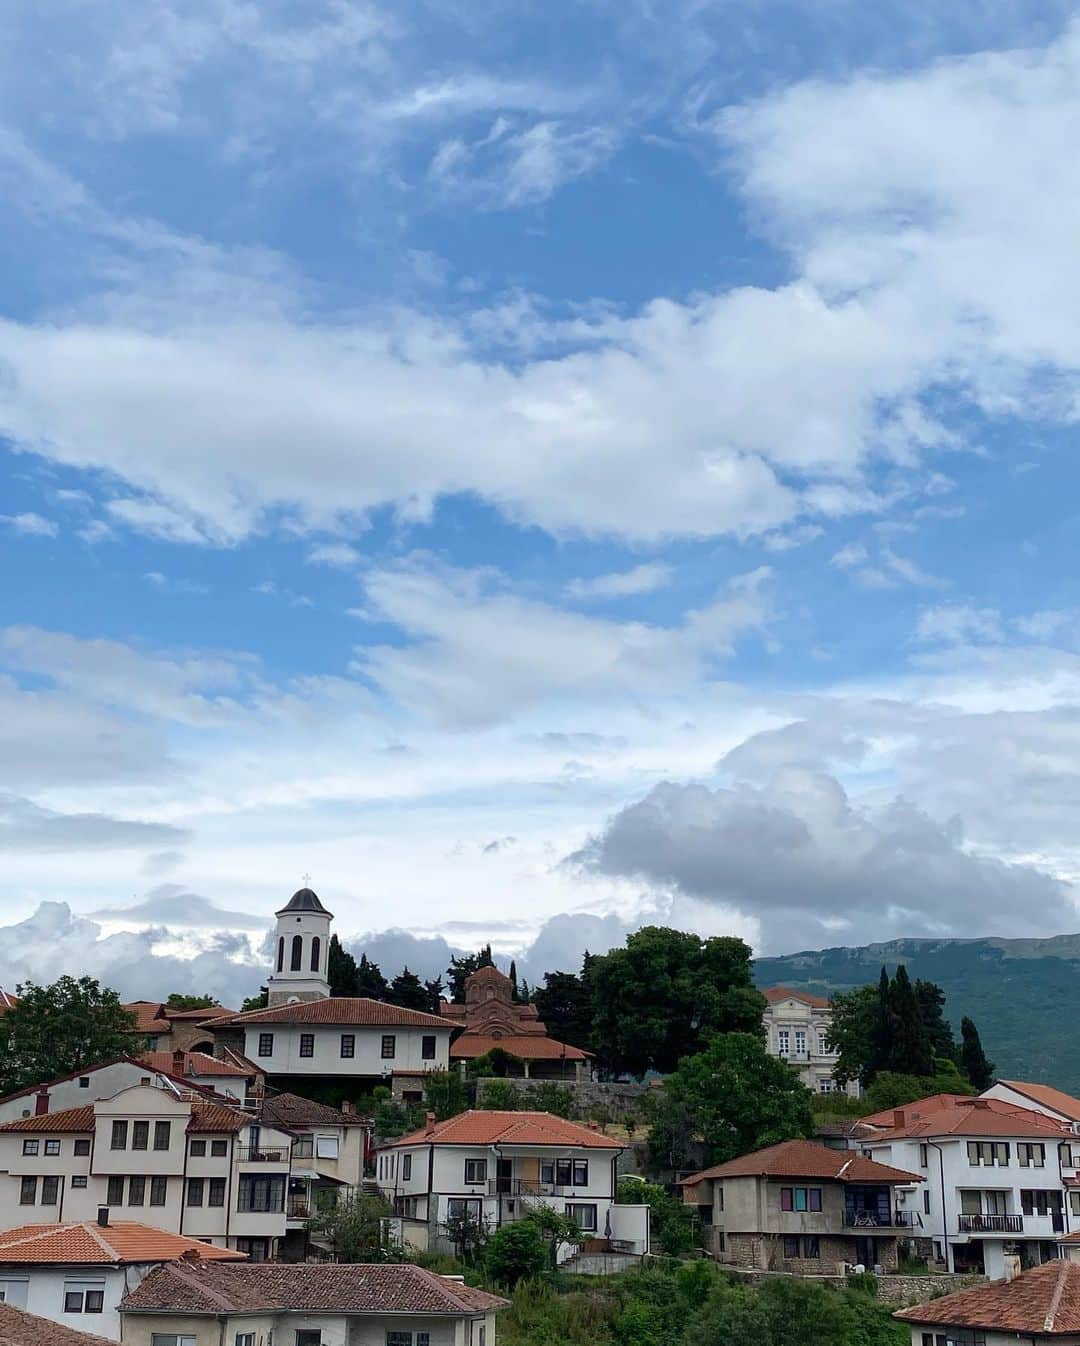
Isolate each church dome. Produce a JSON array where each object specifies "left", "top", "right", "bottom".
[{"left": 275, "top": 887, "right": 333, "bottom": 917}]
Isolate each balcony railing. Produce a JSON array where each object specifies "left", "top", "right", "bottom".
[
  {"left": 236, "top": 1146, "right": 289, "bottom": 1164},
  {"left": 490, "top": 1179, "right": 583, "bottom": 1198},
  {"left": 287, "top": 1198, "right": 312, "bottom": 1220},
  {"left": 957, "top": 1214, "right": 1023, "bottom": 1234},
  {"left": 844, "top": 1210, "right": 923, "bottom": 1229}
]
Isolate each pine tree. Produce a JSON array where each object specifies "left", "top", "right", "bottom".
[
  {"left": 508, "top": 960, "right": 519, "bottom": 1002},
  {"left": 387, "top": 967, "right": 430, "bottom": 1011},
  {"left": 960, "top": 1017, "right": 995, "bottom": 1090},
  {"left": 888, "top": 966, "right": 933, "bottom": 1076},
  {"left": 355, "top": 954, "right": 389, "bottom": 1001},
  {"left": 867, "top": 966, "right": 892, "bottom": 1081},
  {"left": 424, "top": 977, "right": 445, "bottom": 1014},
  {"left": 327, "top": 935, "right": 359, "bottom": 998}
]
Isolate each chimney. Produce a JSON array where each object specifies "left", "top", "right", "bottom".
[
  {"left": 341, "top": 1100, "right": 354, "bottom": 1116},
  {"left": 425, "top": 1111, "right": 436, "bottom": 1135},
  {"left": 893, "top": 1109, "right": 906, "bottom": 1129},
  {"left": 1003, "top": 1252, "right": 1022, "bottom": 1282},
  {"left": 173, "top": 1048, "right": 185, "bottom": 1068},
  {"left": 97, "top": 1207, "right": 110, "bottom": 1228},
  {"left": 34, "top": 1091, "right": 50, "bottom": 1116},
  {"left": 588, "top": 1120, "right": 599, "bottom": 1131}
]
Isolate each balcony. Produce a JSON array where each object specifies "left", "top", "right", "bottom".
[
  {"left": 957, "top": 1214, "right": 1023, "bottom": 1234},
  {"left": 287, "top": 1197, "right": 312, "bottom": 1220},
  {"left": 236, "top": 1146, "right": 289, "bottom": 1164},
  {"left": 844, "top": 1210, "right": 923, "bottom": 1230}
]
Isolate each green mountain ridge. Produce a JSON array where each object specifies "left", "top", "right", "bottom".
[{"left": 753, "top": 931, "right": 1080, "bottom": 1094}]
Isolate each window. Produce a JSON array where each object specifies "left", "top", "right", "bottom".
[
  {"left": 132, "top": 1119, "right": 149, "bottom": 1151},
  {"left": 402, "top": 1155, "right": 412, "bottom": 1180},
  {"left": 236, "top": 1336, "right": 256, "bottom": 1346},
  {"left": 187, "top": 1178, "right": 204, "bottom": 1207},
  {"left": 44, "top": 1139, "right": 60, "bottom": 1156},
  {"left": 277, "top": 936, "right": 285, "bottom": 972},
  {"left": 1021, "top": 1189, "right": 1063, "bottom": 1217},
  {"left": 920, "top": 1144, "right": 929, "bottom": 1167},
  {"left": 783, "top": 1235, "right": 799, "bottom": 1258},
  {"left": 64, "top": 1288, "right": 104, "bottom": 1314},
  {"left": 818, "top": 1032, "right": 831, "bottom": 1055},
  {"left": 152, "top": 1337, "right": 198, "bottom": 1346},
  {"left": 566, "top": 1202, "right": 597, "bottom": 1230},
  {"left": 802, "top": 1236, "right": 820, "bottom": 1258},
  {"left": 794, "top": 1030, "right": 806, "bottom": 1055},
  {"left": 238, "top": 1174, "right": 286, "bottom": 1213},
  {"left": 572, "top": 1160, "right": 588, "bottom": 1186},
  {"left": 387, "top": 1335, "right": 413, "bottom": 1346},
  {"left": 556, "top": 1159, "right": 574, "bottom": 1186},
  {"left": 381, "top": 1034, "right": 396, "bottom": 1059},
  {"left": 465, "top": 1159, "right": 487, "bottom": 1184},
  {"left": 150, "top": 1176, "right": 168, "bottom": 1206},
  {"left": 21, "top": 1140, "right": 38, "bottom": 1156},
  {"left": 190, "top": 1139, "right": 207, "bottom": 1156},
  {"left": 235, "top": 1238, "right": 269, "bottom": 1262},
  {"left": 422, "top": 1035, "right": 437, "bottom": 1060},
  {"left": 154, "top": 1121, "right": 171, "bottom": 1151},
  {"left": 776, "top": 1030, "right": 790, "bottom": 1057},
  {"left": 818, "top": 1078, "right": 833, "bottom": 1094},
  {"left": 294, "top": 1135, "right": 313, "bottom": 1157},
  {"left": 779, "top": 1187, "right": 822, "bottom": 1212},
  {"left": 340, "top": 1033, "right": 355, "bottom": 1058},
  {"left": 311, "top": 936, "right": 321, "bottom": 971},
  {"left": 783, "top": 1236, "right": 819, "bottom": 1259},
  {"left": 299, "top": 1033, "right": 315, "bottom": 1058},
  {"left": 258, "top": 1033, "right": 274, "bottom": 1058},
  {"left": 446, "top": 1197, "right": 482, "bottom": 1222},
  {"left": 79, "top": 1077, "right": 90, "bottom": 1088},
  {"left": 40, "top": 1176, "right": 59, "bottom": 1205},
  {"left": 211, "top": 1139, "right": 229, "bottom": 1157},
  {"left": 72, "top": 1176, "right": 88, "bottom": 1189},
  {"left": 209, "top": 1177, "right": 227, "bottom": 1207},
  {"left": 111, "top": 1120, "right": 128, "bottom": 1150},
  {"left": 291, "top": 934, "right": 303, "bottom": 971},
  {"left": 967, "top": 1140, "right": 1010, "bottom": 1166},
  {"left": 316, "top": 1135, "right": 339, "bottom": 1159},
  {"left": 129, "top": 1176, "right": 146, "bottom": 1206},
  {"left": 1071, "top": 1190, "right": 1080, "bottom": 1218},
  {"left": 18, "top": 1178, "right": 35, "bottom": 1205},
  {"left": 1019, "top": 1143, "right": 1045, "bottom": 1168},
  {"left": 74, "top": 1138, "right": 91, "bottom": 1156},
  {"left": 106, "top": 1176, "right": 124, "bottom": 1206},
  {"left": 923, "top": 1190, "right": 931, "bottom": 1214},
  {"left": 295, "top": 1331, "right": 322, "bottom": 1345}
]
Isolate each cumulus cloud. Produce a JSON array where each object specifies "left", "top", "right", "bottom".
[
  {"left": 1, "top": 512, "right": 57, "bottom": 537},
  {"left": 92, "top": 886, "right": 266, "bottom": 929},
  {"left": 565, "top": 563, "right": 672, "bottom": 600},
  {"left": 0, "top": 794, "right": 187, "bottom": 853},
  {"left": 916, "top": 604, "right": 1003, "bottom": 645}
]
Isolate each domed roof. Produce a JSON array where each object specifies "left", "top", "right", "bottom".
[
  {"left": 470, "top": 964, "right": 511, "bottom": 982},
  {"left": 275, "top": 887, "right": 332, "bottom": 917}
]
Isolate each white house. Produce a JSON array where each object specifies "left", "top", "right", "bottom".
[
  {"left": 0, "top": 1083, "right": 295, "bottom": 1261},
  {"left": 376, "top": 1110, "right": 649, "bottom": 1261},
  {"left": 0, "top": 1057, "right": 233, "bottom": 1126},
  {"left": 761, "top": 987, "right": 859, "bottom": 1098},
  {"left": 0, "top": 1216, "right": 244, "bottom": 1340},
  {"left": 119, "top": 1260, "right": 508, "bottom": 1346},
  {"left": 895, "top": 1257, "right": 1080, "bottom": 1344},
  {"left": 982, "top": 1079, "right": 1080, "bottom": 1127},
  {"left": 857, "top": 1094, "right": 1075, "bottom": 1278}
]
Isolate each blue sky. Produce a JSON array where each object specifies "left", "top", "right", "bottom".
[{"left": 4, "top": 0, "right": 1080, "bottom": 999}]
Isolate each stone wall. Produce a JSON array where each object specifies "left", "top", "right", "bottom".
[
  {"left": 472, "top": 1076, "right": 651, "bottom": 1122},
  {"left": 875, "top": 1273, "right": 984, "bottom": 1306}
]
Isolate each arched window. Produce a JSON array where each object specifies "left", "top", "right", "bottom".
[
  {"left": 277, "top": 937, "right": 285, "bottom": 972},
  {"left": 310, "top": 936, "right": 321, "bottom": 972},
  {"left": 291, "top": 935, "right": 303, "bottom": 971}
]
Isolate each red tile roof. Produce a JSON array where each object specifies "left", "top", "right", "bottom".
[
  {"left": 385, "top": 1110, "right": 623, "bottom": 1150},
  {"left": 120, "top": 1262, "right": 508, "bottom": 1315},
  {"left": 0, "top": 1106, "right": 94, "bottom": 1133},
  {"left": 139, "top": 1051, "right": 253, "bottom": 1078},
  {"left": 188, "top": 1102, "right": 252, "bottom": 1134},
  {"left": 865, "top": 1097, "right": 1071, "bottom": 1141},
  {"left": 896, "top": 1260, "right": 1080, "bottom": 1334},
  {"left": 857, "top": 1093, "right": 973, "bottom": 1128},
  {"left": 761, "top": 986, "right": 832, "bottom": 1009},
  {"left": 995, "top": 1080, "right": 1080, "bottom": 1124},
  {"left": 212, "top": 998, "right": 448, "bottom": 1028},
  {"left": 0, "top": 1222, "right": 246, "bottom": 1265},
  {"left": 164, "top": 1006, "right": 234, "bottom": 1021},
  {"left": 0, "top": 1301, "right": 115, "bottom": 1345},
  {"left": 123, "top": 1002, "right": 171, "bottom": 1034},
  {"left": 450, "top": 1035, "right": 591, "bottom": 1061},
  {"left": 678, "top": 1139, "right": 922, "bottom": 1186},
  {"left": 258, "top": 1092, "right": 371, "bottom": 1129}
]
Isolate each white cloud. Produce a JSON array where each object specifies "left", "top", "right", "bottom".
[
  {"left": 565, "top": 563, "right": 672, "bottom": 600},
  {"left": 306, "top": 542, "right": 363, "bottom": 569},
  {"left": 916, "top": 603, "right": 1003, "bottom": 645},
  {"left": 0, "top": 793, "right": 186, "bottom": 852},
  {"left": 1, "top": 511, "right": 57, "bottom": 537}
]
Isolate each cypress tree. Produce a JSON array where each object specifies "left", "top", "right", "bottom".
[
  {"left": 867, "top": 966, "right": 893, "bottom": 1081},
  {"left": 327, "top": 935, "right": 358, "bottom": 997},
  {"left": 509, "top": 960, "right": 519, "bottom": 1002},
  {"left": 960, "top": 1017, "right": 995, "bottom": 1090},
  {"left": 355, "top": 953, "right": 389, "bottom": 1001},
  {"left": 889, "top": 965, "right": 934, "bottom": 1076}
]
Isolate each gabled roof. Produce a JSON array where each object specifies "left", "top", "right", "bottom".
[
  {"left": 212, "top": 998, "right": 447, "bottom": 1029},
  {"left": 449, "top": 1035, "right": 591, "bottom": 1061},
  {"left": 864, "top": 1097, "right": 1071, "bottom": 1141},
  {"left": 678, "top": 1139, "right": 922, "bottom": 1186},
  {"left": 0, "top": 1222, "right": 245, "bottom": 1266},
  {"left": 120, "top": 1262, "right": 508, "bottom": 1315},
  {"left": 895, "top": 1260, "right": 1080, "bottom": 1334},
  {"left": 385, "top": 1110, "right": 623, "bottom": 1150},
  {"left": 0, "top": 1099, "right": 252, "bottom": 1136},
  {"left": 123, "top": 1002, "right": 171, "bottom": 1034},
  {"left": 0, "top": 1301, "right": 114, "bottom": 1345},
  {"left": 139, "top": 1051, "right": 253, "bottom": 1078},
  {"left": 857, "top": 1093, "right": 973, "bottom": 1128},
  {"left": 994, "top": 1080, "right": 1080, "bottom": 1124},
  {"left": 761, "top": 986, "right": 832, "bottom": 1010},
  {"left": 258, "top": 1092, "right": 371, "bottom": 1129}
]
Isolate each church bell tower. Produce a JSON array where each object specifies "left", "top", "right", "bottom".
[{"left": 267, "top": 887, "right": 333, "bottom": 1006}]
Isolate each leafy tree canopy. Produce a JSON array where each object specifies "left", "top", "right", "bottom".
[
  {"left": 531, "top": 969, "right": 594, "bottom": 1051},
  {"left": 387, "top": 967, "right": 433, "bottom": 1012},
  {"left": 423, "top": 1069, "right": 468, "bottom": 1122},
  {"left": 616, "top": 1178, "right": 697, "bottom": 1256},
  {"left": 240, "top": 987, "right": 268, "bottom": 1013},
  {"left": 446, "top": 945, "right": 496, "bottom": 1003},
  {"left": 355, "top": 953, "right": 390, "bottom": 1001},
  {"left": 164, "top": 993, "right": 216, "bottom": 1009},
  {"left": 483, "top": 1220, "right": 548, "bottom": 1286},
  {"left": 0, "top": 976, "right": 138, "bottom": 1095},
  {"left": 307, "top": 1190, "right": 401, "bottom": 1262}
]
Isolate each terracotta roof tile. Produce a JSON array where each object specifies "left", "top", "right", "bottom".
[
  {"left": 450, "top": 1035, "right": 591, "bottom": 1061},
  {"left": 140, "top": 1051, "right": 252, "bottom": 1078},
  {"left": 0, "top": 1301, "right": 115, "bottom": 1345},
  {"left": 385, "top": 1109, "right": 623, "bottom": 1150},
  {"left": 0, "top": 1222, "right": 245, "bottom": 1265},
  {"left": 123, "top": 1002, "right": 171, "bottom": 1034},
  {"left": 896, "top": 1260, "right": 1080, "bottom": 1333},
  {"left": 163, "top": 1006, "right": 234, "bottom": 1021},
  {"left": 188, "top": 1102, "right": 251, "bottom": 1134},
  {"left": 857, "top": 1093, "right": 974, "bottom": 1128},
  {"left": 0, "top": 1106, "right": 94, "bottom": 1134},
  {"left": 678, "top": 1139, "right": 922, "bottom": 1186},
  {"left": 212, "top": 998, "right": 448, "bottom": 1029},
  {"left": 864, "top": 1097, "right": 1071, "bottom": 1140},
  {"left": 995, "top": 1080, "right": 1080, "bottom": 1124},
  {"left": 761, "top": 986, "right": 832, "bottom": 1009},
  {"left": 120, "top": 1262, "right": 508, "bottom": 1315},
  {"left": 258, "top": 1092, "right": 371, "bottom": 1128}
]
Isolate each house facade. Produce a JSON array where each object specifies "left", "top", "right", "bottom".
[
  {"left": 122, "top": 1003, "right": 235, "bottom": 1055},
  {"left": 376, "top": 1110, "right": 649, "bottom": 1261},
  {"left": 0, "top": 1217, "right": 243, "bottom": 1339},
  {"left": 679, "top": 1139, "right": 922, "bottom": 1273},
  {"left": 0, "top": 1084, "right": 295, "bottom": 1260},
  {"left": 857, "top": 1095, "right": 1077, "bottom": 1278},
  {"left": 895, "top": 1258, "right": 1080, "bottom": 1345},
  {"left": 118, "top": 1261, "right": 508, "bottom": 1346},
  {"left": 761, "top": 987, "right": 859, "bottom": 1097}
]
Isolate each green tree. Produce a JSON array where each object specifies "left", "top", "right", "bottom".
[
  {"left": 446, "top": 945, "right": 496, "bottom": 1003},
  {"left": 889, "top": 966, "right": 933, "bottom": 1076},
  {"left": 527, "top": 1204, "right": 584, "bottom": 1268},
  {"left": 616, "top": 1178, "right": 696, "bottom": 1256},
  {"left": 508, "top": 960, "right": 519, "bottom": 1002},
  {"left": 827, "top": 984, "right": 879, "bottom": 1088},
  {"left": 240, "top": 986, "right": 268, "bottom": 1013},
  {"left": 648, "top": 1033, "right": 813, "bottom": 1172},
  {"left": 307, "top": 1190, "right": 400, "bottom": 1261},
  {"left": 483, "top": 1220, "right": 547, "bottom": 1286},
  {"left": 0, "top": 977, "right": 138, "bottom": 1095},
  {"left": 467, "top": 1048, "right": 522, "bottom": 1079},
  {"left": 442, "top": 1205, "right": 488, "bottom": 1264},
  {"left": 589, "top": 927, "right": 764, "bottom": 1077},
  {"left": 371, "top": 1086, "right": 418, "bottom": 1141},
  {"left": 863, "top": 1068, "right": 973, "bottom": 1112},
  {"left": 328, "top": 935, "right": 359, "bottom": 997},
  {"left": 524, "top": 1081, "right": 578, "bottom": 1119},
  {"left": 478, "top": 1079, "right": 520, "bottom": 1110},
  {"left": 355, "top": 954, "right": 390, "bottom": 1001},
  {"left": 423, "top": 1069, "right": 468, "bottom": 1122},
  {"left": 387, "top": 967, "right": 432, "bottom": 1011},
  {"left": 960, "top": 1017, "right": 995, "bottom": 1091},
  {"left": 164, "top": 993, "right": 216, "bottom": 1009},
  {"left": 915, "top": 980, "right": 958, "bottom": 1062},
  {"left": 532, "top": 969, "right": 594, "bottom": 1050},
  {"left": 423, "top": 976, "right": 446, "bottom": 1013},
  {"left": 684, "top": 1274, "right": 907, "bottom": 1346}
]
